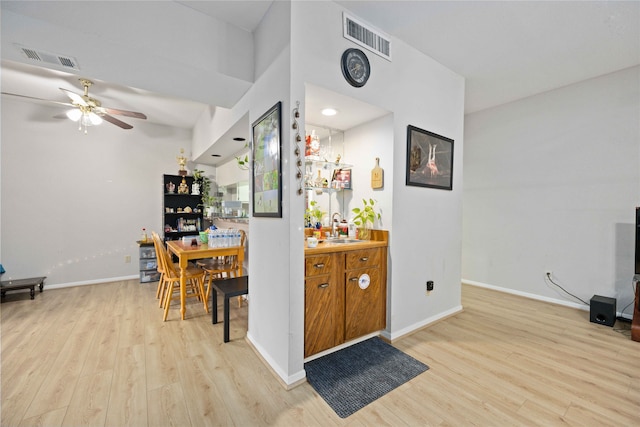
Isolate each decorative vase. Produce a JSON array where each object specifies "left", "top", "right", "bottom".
[{"left": 357, "top": 226, "right": 371, "bottom": 240}]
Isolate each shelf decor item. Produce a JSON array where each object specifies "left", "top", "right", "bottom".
[
  {"left": 252, "top": 101, "right": 282, "bottom": 218},
  {"left": 331, "top": 168, "right": 351, "bottom": 190},
  {"left": 406, "top": 125, "right": 454, "bottom": 191},
  {"left": 176, "top": 148, "right": 188, "bottom": 176}
]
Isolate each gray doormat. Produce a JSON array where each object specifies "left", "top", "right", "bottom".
[{"left": 304, "top": 337, "right": 429, "bottom": 418}]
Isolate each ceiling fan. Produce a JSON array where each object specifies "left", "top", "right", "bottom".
[{"left": 2, "top": 78, "right": 147, "bottom": 133}]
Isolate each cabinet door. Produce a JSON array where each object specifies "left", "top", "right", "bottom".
[
  {"left": 305, "top": 274, "right": 344, "bottom": 357},
  {"left": 344, "top": 266, "right": 384, "bottom": 341}
]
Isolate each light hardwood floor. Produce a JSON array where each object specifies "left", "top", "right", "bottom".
[{"left": 2, "top": 280, "right": 639, "bottom": 426}]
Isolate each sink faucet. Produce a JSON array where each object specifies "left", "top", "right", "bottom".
[{"left": 331, "top": 212, "right": 341, "bottom": 237}]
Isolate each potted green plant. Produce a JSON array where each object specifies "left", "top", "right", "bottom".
[
  {"left": 236, "top": 142, "right": 250, "bottom": 170},
  {"left": 305, "top": 200, "right": 325, "bottom": 229},
  {"left": 236, "top": 153, "right": 249, "bottom": 170},
  {"left": 351, "top": 198, "right": 381, "bottom": 240},
  {"left": 193, "top": 169, "right": 213, "bottom": 213}
]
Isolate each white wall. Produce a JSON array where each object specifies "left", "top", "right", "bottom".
[
  {"left": 292, "top": 2, "right": 465, "bottom": 344},
  {"left": 343, "top": 114, "right": 394, "bottom": 228},
  {"left": 191, "top": 0, "right": 301, "bottom": 385},
  {"left": 463, "top": 66, "right": 640, "bottom": 314},
  {"left": 215, "top": 153, "right": 250, "bottom": 188},
  {"left": 1, "top": 98, "right": 192, "bottom": 285}
]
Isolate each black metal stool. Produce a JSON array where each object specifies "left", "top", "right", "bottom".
[{"left": 211, "top": 276, "right": 248, "bottom": 342}]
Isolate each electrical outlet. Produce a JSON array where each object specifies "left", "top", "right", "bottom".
[
  {"left": 125, "top": 255, "right": 131, "bottom": 263},
  {"left": 426, "top": 280, "right": 434, "bottom": 291}
]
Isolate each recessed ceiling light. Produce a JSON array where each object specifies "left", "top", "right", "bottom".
[
  {"left": 233, "top": 137, "right": 246, "bottom": 141},
  {"left": 211, "top": 154, "right": 222, "bottom": 157},
  {"left": 321, "top": 108, "right": 337, "bottom": 116}
]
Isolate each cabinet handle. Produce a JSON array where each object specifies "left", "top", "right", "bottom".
[
  {"left": 349, "top": 277, "right": 358, "bottom": 282},
  {"left": 314, "top": 263, "right": 325, "bottom": 268},
  {"left": 318, "top": 283, "right": 329, "bottom": 289},
  {"left": 359, "top": 257, "right": 369, "bottom": 262}
]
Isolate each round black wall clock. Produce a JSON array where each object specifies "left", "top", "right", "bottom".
[{"left": 341, "top": 48, "right": 370, "bottom": 87}]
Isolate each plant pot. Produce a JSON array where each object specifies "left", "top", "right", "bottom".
[{"left": 357, "top": 227, "right": 371, "bottom": 240}]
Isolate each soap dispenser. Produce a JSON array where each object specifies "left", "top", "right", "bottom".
[{"left": 348, "top": 220, "right": 356, "bottom": 238}]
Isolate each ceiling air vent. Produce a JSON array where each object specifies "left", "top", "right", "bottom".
[
  {"left": 343, "top": 13, "right": 391, "bottom": 61},
  {"left": 15, "top": 44, "right": 80, "bottom": 70}
]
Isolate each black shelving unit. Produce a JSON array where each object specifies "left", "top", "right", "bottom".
[{"left": 163, "top": 174, "right": 204, "bottom": 241}]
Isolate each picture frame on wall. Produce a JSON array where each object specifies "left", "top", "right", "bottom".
[
  {"left": 252, "top": 101, "right": 282, "bottom": 217},
  {"left": 406, "top": 125, "right": 454, "bottom": 190}
]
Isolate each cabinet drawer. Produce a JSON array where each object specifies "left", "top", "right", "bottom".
[
  {"left": 140, "top": 259, "right": 157, "bottom": 270},
  {"left": 305, "top": 254, "right": 335, "bottom": 277},
  {"left": 345, "top": 248, "right": 381, "bottom": 270},
  {"left": 140, "top": 247, "right": 156, "bottom": 259},
  {"left": 140, "top": 270, "right": 160, "bottom": 283}
]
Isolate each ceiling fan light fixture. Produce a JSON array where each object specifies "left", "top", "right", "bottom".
[
  {"left": 66, "top": 108, "right": 82, "bottom": 121},
  {"left": 87, "top": 112, "right": 103, "bottom": 126}
]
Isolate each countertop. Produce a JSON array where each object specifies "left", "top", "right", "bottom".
[{"left": 304, "top": 237, "right": 387, "bottom": 255}]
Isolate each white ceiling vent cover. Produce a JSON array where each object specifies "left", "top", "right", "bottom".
[
  {"left": 15, "top": 44, "right": 80, "bottom": 71},
  {"left": 343, "top": 13, "right": 391, "bottom": 61}
]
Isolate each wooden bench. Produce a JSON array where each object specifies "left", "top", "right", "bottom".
[
  {"left": 210, "top": 276, "right": 248, "bottom": 342},
  {"left": 0, "top": 276, "right": 46, "bottom": 300}
]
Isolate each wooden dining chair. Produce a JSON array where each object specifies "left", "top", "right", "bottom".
[
  {"left": 151, "top": 232, "right": 169, "bottom": 305},
  {"left": 151, "top": 232, "right": 207, "bottom": 321},
  {"left": 152, "top": 231, "right": 200, "bottom": 307},
  {"left": 197, "top": 229, "right": 246, "bottom": 306}
]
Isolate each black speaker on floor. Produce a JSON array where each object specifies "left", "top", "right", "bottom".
[{"left": 590, "top": 295, "right": 616, "bottom": 327}]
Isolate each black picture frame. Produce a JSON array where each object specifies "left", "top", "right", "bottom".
[
  {"left": 252, "top": 102, "right": 282, "bottom": 217},
  {"left": 406, "top": 125, "right": 454, "bottom": 190}
]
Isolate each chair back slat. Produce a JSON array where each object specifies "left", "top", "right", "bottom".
[{"left": 151, "top": 231, "right": 167, "bottom": 274}]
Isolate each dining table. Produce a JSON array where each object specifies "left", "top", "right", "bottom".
[{"left": 165, "top": 239, "right": 244, "bottom": 320}]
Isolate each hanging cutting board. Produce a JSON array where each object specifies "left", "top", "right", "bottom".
[{"left": 371, "top": 157, "right": 384, "bottom": 189}]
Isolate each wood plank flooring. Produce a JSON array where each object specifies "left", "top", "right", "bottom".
[{"left": 2, "top": 281, "right": 639, "bottom": 426}]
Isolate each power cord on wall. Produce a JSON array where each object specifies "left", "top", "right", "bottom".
[
  {"left": 612, "top": 279, "right": 636, "bottom": 336},
  {"left": 617, "top": 279, "right": 638, "bottom": 320},
  {"left": 544, "top": 272, "right": 590, "bottom": 306},
  {"left": 544, "top": 273, "right": 637, "bottom": 334}
]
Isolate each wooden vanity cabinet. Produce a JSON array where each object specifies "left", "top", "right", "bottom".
[
  {"left": 304, "top": 246, "right": 387, "bottom": 357},
  {"left": 304, "top": 253, "right": 344, "bottom": 357}
]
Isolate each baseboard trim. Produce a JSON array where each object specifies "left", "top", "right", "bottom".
[
  {"left": 386, "top": 305, "right": 464, "bottom": 342},
  {"left": 462, "top": 279, "right": 634, "bottom": 320},
  {"left": 245, "top": 332, "right": 306, "bottom": 390},
  {"left": 3, "top": 275, "right": 140, "bottom": 294},
  {"left": 462, "top": 278, "right": 590, "bottom": 310}
]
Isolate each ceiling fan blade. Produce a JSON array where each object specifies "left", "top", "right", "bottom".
[
  {"left": 102, "top": 107, "right": 147, "bottom": 120},
  {"left": 1, "top": 91, "right": 74, "bottom": 108},
  {"left": 101, "top": 113, "right": 133, "bottom": 130},
  {"left": 59, "top": 88, "right": 88, "bottom": 106}
]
